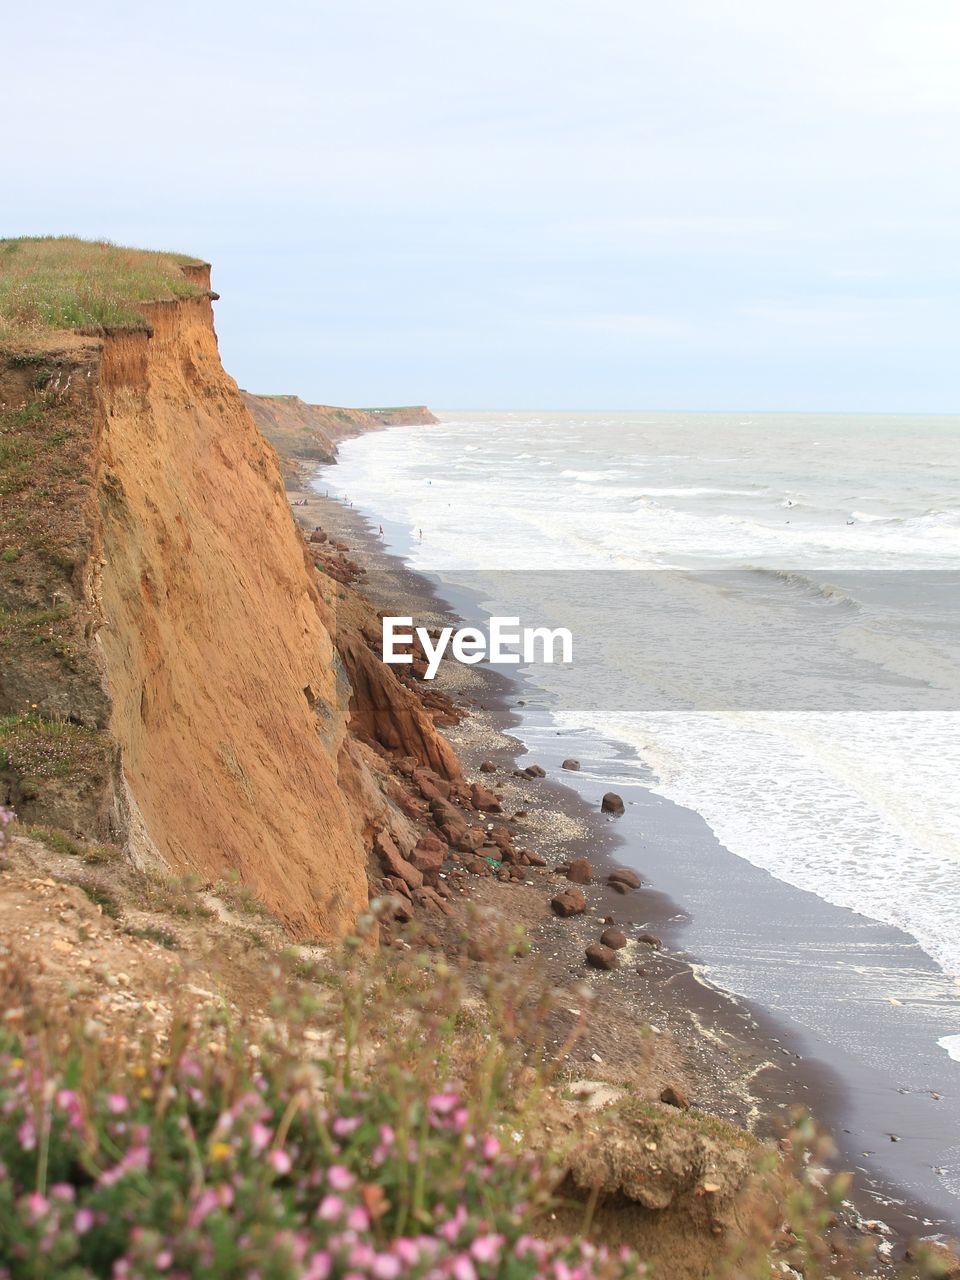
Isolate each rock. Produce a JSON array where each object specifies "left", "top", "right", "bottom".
[
  {"left": 308, "top": 530, "right": 327, "bottom": 543},
  {"left": 585, "top": 943, "right": 619, "bottom": 970},
  {"left": 523, "top": 764, "right": 546, "bottom": 778},
  {"left": 374, "top": 830, "right": 423, "bottom": 890},
  {"left": 550, "top": 889, "right": 587, "bottom": 917},
  {"left": 430, "top": 797, "right": 468, "bottom": 838},
  {"left": 637, "top": 932, "right": 662, "bottom": 949},
  {"left": 606, "top": 867, "right": 641, "bottom": 892},
  {"left": 564, "top": 857, "right": 593, "bottom": 885},
  {"left": 660, "top": 1085, "right": 690, "bottom": 1109},
  {"left": 599, "top": 928, "right": 627, "bottom": 950},
  {"left": 410, "top": 840, "right": 446, "bottom": 876},
  {"left": 523, "top": 849, "right": 547, "bottom": 867},
  {"left": 601, "top": 792, "right": 625, "bottom": 815},
  {"left": 467, "top": 936, "right": 496, "bottom": 962},
  {"left": 456, "top": 828, "right": 486, "bottom": 853},
  {"left": 479, "top": 760, "right": 496, "bottom": 773},
  {"left": 561, "top": 758, "right": 581, "bottom": 771},
  {"left": 470, "top": 783, "right": 503, "bottom": 813}
]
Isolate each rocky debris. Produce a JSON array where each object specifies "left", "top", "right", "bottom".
[
  {"left": 308, "top": 529, "right": 328, "bottom": 544},
  {"left": 523, "top": 849, "right": 547, "bottom": 867},
  {"left": 599, "top": 927, "right": 627, "bottom": 950},
  {"left": 561, "top": 758, "right": 581, "bottom": 771},
  {"left": 456, "top": 828, "right": 487, "bottom": 853},
  {"left": 429, "top": 797, "right": 469, "bottom": 842},
  {"left": 563, "top": 857, "right": 593, "bottom": 885},
  {"left": 551, "top": 889, "right": 587, "bottom": 917},
  {"left": 470, "top": 782, "right": 503, "bottom": 813},
  {"left": 413, "top": 886, "right": 453, "bottom": 916},
  {"left": 607, "top": 867, "right": 641, "bottom": 893},
  {"left": 374, "top": 830, "right": 423, "bottom": 891},
  {"left": 585, "top": 942, "right": 619, "bottom": 970},
  {"left": 522, "top": 764, "right": 546, "bottom": 778},
  {"left": 410, "top": 836, "right": 447, "bottom": 878},
  {"left": 601, "top": 792, "right": 625, "bottom": 815},
  {"left": 660, "top": 1085, "right": 690, "bottom": 1110},
  {"left": 904, "top": 1239, "right": 960, "bottom": 1277},
  {"left": 637, "top": 932, "right": 662, "bottom": 949},
  {"left": 479, "top": 760, "right": 496, "bottom": 773}
]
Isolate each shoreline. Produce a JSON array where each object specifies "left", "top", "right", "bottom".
[{"left": 292, "top": 459, "right": 957, "bottom": 1248}]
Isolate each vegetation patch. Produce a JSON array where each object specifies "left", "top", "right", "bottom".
[
  {"left": 0, "top": 713, "right": 108, "bottom": 781},
  {"left": 0, "top": 237, "right": 205, "bottom": 338}
]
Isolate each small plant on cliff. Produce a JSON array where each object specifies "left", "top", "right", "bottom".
[{"left": 0, "top": 918, "right": 646, "bottom": 1280}]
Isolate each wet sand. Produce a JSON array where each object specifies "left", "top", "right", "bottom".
[{"left": 298, "top": 470, "right": 960, "bottom": 1246}]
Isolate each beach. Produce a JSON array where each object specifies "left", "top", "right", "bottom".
[{"left": 280, "top": 439, "right": 960, "bottom": 1249}]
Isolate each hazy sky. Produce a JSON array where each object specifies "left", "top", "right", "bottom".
[{"left": 7, "top": 0, "right": 959, "bottom": 410}]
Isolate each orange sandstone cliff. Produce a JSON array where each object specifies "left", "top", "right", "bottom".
[{"left": 0, "top": 260, "right": 447, "bottom": 938}]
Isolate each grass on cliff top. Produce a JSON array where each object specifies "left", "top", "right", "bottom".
[{"left": 0, "top": 236, "right": 206, "bottom": 339}]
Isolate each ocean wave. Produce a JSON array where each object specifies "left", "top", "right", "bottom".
[{"left": 746, "top": 566, "right": 862, "bottom": 610}]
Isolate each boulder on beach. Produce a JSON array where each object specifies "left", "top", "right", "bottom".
[
  {"left": 523, "top": 764, "right": 546, "bottom": 778},
  {"left": 564, "top": 857, "right": 593, "bottom": 885},
  {"left": 601, "top": 792, "right": 625, "bottom": 815},
  {"left": 470, "top": 782, "right": 503, "bottom": 813},
  {"left": 606, "top": 867, "right": 641, "bottom": 893},
  {"left": 561, "top": 758, "right": 581, "bottom": 771},
  {"left": 479, "top": 760, "right": 496, "bottom": 773},
  {"left": 637, "top": 932, "right": 662, "bottom": 949},
  {"left": 600, "top": 927, "right": 627, "bottom": 950},
  {"left": 550, "top": 889, "right": 587, "bottom": 917},
  {"left": 585, "top": 942, "right": 619, "bottom": 971}
]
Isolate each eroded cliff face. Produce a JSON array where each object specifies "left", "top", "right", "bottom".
[{"left": 92, "top": 284, "right": 374, "bottom": 936}]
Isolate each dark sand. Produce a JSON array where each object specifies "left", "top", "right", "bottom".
[{"left": 299, "top": 471, "right": 960, "bottom": 1246}]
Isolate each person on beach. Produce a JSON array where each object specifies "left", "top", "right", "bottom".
[{"left": 378, "top": 525, "right": 384, "bottom": 538}]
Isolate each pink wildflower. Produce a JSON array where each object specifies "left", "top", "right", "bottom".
[
  {"left": 106, "top": 1093, "right": 128, "bottom": 1115},
  {"left": 333, "top": 1115, "right": 361, "bottom": 1137},
  {"left": 471, "top": 1235, "right": 504, "bottom": 1264},
  {"left": 346, "top": 1206, "right": 369, "bottom": 1232},
  {"left": 452, "top": 1257, "right": 477, "bottom": 1280},
  {"left": 328, "top": 1164, "right": 354, "bottom": 1191},
  {"left": 481, "top": 1135, "right": 500, "bottom": 1160},
  {"left": 317, "top": 1194, "right": 344, "bottom": 1221},
  {"left": 250, "top": 1122, "right": 272, "bottom": 1153},
  {"left": 74, "top": 1208, "right": 95, "bottom": 1235},
  {"left": 268, "top": 1148, "right": 292, "bottom": 1175},
  {"left": 372, "top": 1255, "right": 401, "bottom": 1279},
  {"left": 25, "top": 1193, "right": 49, "bottom": 1221},
  {"left": 428, "top": 1092, "right": 459, "bottom": 1115}
]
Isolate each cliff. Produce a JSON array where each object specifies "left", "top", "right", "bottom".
[
  {"left": 241, "top": 392, "right": 437, "bottom": 480},
  {"left": 0, "top": 240, "right": 443, "bottom": 939}
]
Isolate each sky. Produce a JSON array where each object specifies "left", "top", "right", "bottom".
[{"left": 6, "top": 0, "right": 960, "bottom": 411}]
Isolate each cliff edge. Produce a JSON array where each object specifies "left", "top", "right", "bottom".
[{"left": 0, "top": 238, "right": 437, "bottom": 938}]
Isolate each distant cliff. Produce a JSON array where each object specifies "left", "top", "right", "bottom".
[{"left": 241, "top": 393, "right": 437, "bottom": 480}]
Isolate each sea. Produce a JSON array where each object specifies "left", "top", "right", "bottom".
[{"left": 320, "top": 410, "right": 960, "bottom": 1213}]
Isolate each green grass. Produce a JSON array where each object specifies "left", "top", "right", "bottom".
[
  {"left": 0, "top": 237, "right": 206, "bottom": 338},
  {"left": 0, "top": 712, "right": 108, "bottom": 781}
]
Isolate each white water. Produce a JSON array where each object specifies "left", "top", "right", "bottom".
[{"left": 325, "top": 411, "right": 960, "bottom": 995}]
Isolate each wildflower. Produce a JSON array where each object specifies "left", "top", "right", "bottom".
[
  {"left": 250, "top": 1121, "right": 272, "bottom": 1153},
  {"left": 333, "top": 1115, "right": 361, "bottom": 1137},
  {"left": 211, "top": 1141, "right": 233, "bottom": 1161},
  {"left": 317, "top": 1194, "right": 344, "bottom": 1221},
  {"left": 305, "top": 1252, "right": 332, "bottom": 1280},
  {"left": 50, "top": 1183, "right": 76, "bottom": 1201},
  {"left": 481, "top": 1135, "right": 500, "bottom": 1160},
  {"left": 471, "top": 1235, "right": 504, "bottom": 1265},
  {"left": 328, "top": 1164, "right": 354, "bottom": 1191},
  {"left": 155, "top": 1250, "right": 173, "bottom": 1271},
  {"left": 346, "top": 1206, "right": 369, "bottom": 1232},
  {"left": 451, "top": 1257, "right": 477, "bottom": 1280},
  {"left": 17, "top": 1119, "right": 36, "bottom": 1150},
  {"left": 74, "top": 1208, "right": 95, "bottom": 1234},
  {"left": 25, "top": 1192, "right": 49, "bottom": 1221},
  {"left": 428, "top": 1092, "right": 459, "bottom": 1115},
  {"left": 106, "top": 1093, "right": 128, "bottom": 1115},
  {"left": 372, "top": 1255, "right": 401, "bottom": 1279},
  {"left": 268, "top": 1149, "right": 292, "bottom": 1175}
]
